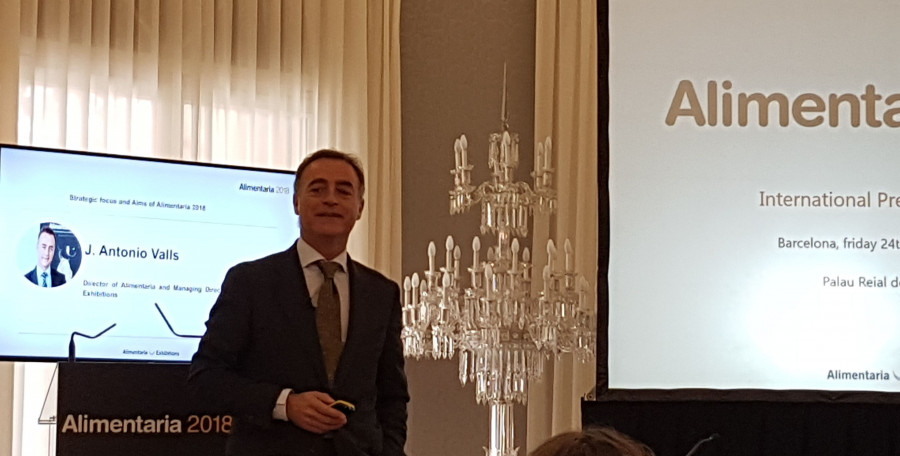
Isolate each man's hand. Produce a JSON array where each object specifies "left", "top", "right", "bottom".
[{"left": 285, "top": 391, "right": 348, "bottom": 433}]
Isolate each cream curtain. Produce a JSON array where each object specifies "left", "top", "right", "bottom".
[
  {"left": 364, "top": 0, "right": 403, "bottom": 281},
  {"left": 527, "top": 0, "right": 599, "bottom": 450},
  {"left": 15, "top": 0, "right": 371, "bottom": 167},
  {"left": 1, "top": 0, "right": 402, "bottom": 454},
  {"left": 0, "top": 3, "right": 19, "bottom": 454}
]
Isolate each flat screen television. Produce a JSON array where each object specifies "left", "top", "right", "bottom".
[{"left": 0, "top": 144, "right": 298, "bottom": 362}]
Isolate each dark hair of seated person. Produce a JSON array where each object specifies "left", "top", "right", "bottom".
[{"left": 529, "top": 427, "right": 655, "bottom": 456}]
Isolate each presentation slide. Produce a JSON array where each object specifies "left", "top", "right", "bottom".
[
  {"left": 0, "top": 146, "right": 298, "bottom": 362},
  {"left": 608, "top": 0, "right": 900, "bottom": 393}
]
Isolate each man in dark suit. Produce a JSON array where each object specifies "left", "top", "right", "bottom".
[
  {"left": 25, "top": 226, "right": 66, "bottom": 288},
  {"left": 189, "top": 149, "right": 408, "bottom": 456}
]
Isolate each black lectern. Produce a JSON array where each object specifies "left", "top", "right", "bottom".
[{"left": 56, "top": 362, "right": 228, "bottom": 455}]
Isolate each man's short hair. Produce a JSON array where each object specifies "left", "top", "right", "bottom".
[
  {"left": 38, "top": 226, "right": 58, "bottom": 244},
  {"left": 529, "top": 427, "right": 655, "bottom": 456},
  {"left": 294, "top": 149, "right": 366, "bottom": 198}
]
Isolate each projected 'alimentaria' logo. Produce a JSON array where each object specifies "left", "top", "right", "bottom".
[
  {"left": 825, "top": 369, "right": 896, "bottom": 381},
  {"left": 666, "top": 80, "right": 900, "bottom": 128}
]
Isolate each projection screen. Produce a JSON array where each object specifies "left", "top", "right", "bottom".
[{"left": 606, "top": 0, "right": 900, "bottom": 399}]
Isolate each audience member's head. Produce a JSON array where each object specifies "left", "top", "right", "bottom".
[{"left": 529, "top": 427, "right": 655, "bottom": 456}]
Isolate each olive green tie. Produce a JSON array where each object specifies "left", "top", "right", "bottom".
[{"left": 316, "top": 261, "right": 343, "bottom": 381}]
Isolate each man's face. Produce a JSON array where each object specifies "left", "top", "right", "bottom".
[
  {"left": 37, "top": 232, "right": 56, "bottom": 269},
  {"left": 293, "top": 158, "right": 365, "bottom": 244}
]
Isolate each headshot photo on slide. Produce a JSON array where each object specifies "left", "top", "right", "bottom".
[{"left": 22, "top": 222, "right": 82, "bottom": 288}]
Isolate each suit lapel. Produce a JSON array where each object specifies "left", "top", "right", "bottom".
[
  {"left": 274, "top": 245, "right": 329, "bottom": 383},
  {"left": 336, "top": 259, "right": 378, "bottom": 383}
]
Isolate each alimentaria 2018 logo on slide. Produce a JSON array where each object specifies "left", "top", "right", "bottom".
[{"left": 825, "top": 369, "right": 893, "bottom": 381}]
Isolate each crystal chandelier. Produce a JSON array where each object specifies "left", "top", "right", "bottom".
[{"left": 402, "top": 68, "right": 597, "bottom": 456}]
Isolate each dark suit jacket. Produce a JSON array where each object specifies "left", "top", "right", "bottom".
[
  {"left": 25, "top": 268, "right": 66, "bottom": 287},
  {"left": 188, "top": 244, "right": 408, "bottom": 456}
]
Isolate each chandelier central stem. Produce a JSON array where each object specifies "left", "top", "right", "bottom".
[{"left": 485, "top": 401, "right": 517, "bottom": 456}]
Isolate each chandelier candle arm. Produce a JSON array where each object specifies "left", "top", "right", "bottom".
[
  {"left": 542, "top": 265, "right": 550, "bottom": 296},
  {"left": 542, "top": 137, "right": 552, "bottom": 173},
  {"left": 484, "top": 264, "right": 493, "bottom": 301},
  {"left": 461, "top": 134, "right": 469, "bottom": 168},
  {"left": 428, "top": 241, "right": 436, "bottom": 276},
  {"left": 510, "top": 238, "right": 519, "bottom": 274},
  {"left": 546, "top": 239, "right": 556, "bottom": 274},
  {"left": 454, "top": 246, "right": 462, "bottom": 284},
  {"left": 402, "top": 277, "right": 411, "bottom": 326},
  {"left": 473, "top": 236, "right": 481, "bottom": 270},
  {"left": 411, "top": 273, "right": 419, "bottom": 309},
  {"left": 445, "top": 236, "right": 454, "bottom": 273}
]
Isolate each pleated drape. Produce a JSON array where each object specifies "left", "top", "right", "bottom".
[
  {"left": 3, "top": 1, "right": 403, "bottom": 452},
  {"left": 527, "top": 0, "right": 599, "bottom": 451}
]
